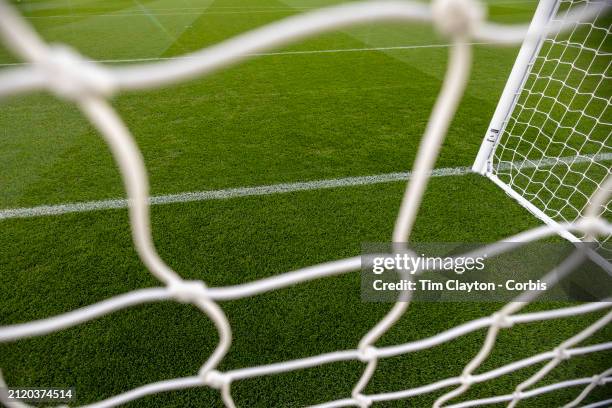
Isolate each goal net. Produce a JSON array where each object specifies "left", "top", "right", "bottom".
[
  {"left": 473, "top": 0, "right": 611, "bottom": 254},
  {"left": 0, "top": 0, "right": 611, "bottom": 407}
]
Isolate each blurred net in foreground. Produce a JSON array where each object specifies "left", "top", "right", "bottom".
[{"left": 0, "top": 0, "right": 610, "bottom": 407}]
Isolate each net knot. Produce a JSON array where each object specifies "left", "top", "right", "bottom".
[
  {"left": 169, "top": 280, "right": 208, "bottom": 303},
  {"left": 41, "top": 44, "right": 116, "bottom": 101},
  {"left": 594, "top": 373, "right": 607, "bottom": 386},
  {"left": 460, "top": 374, "right": 474, "bottom": 385},
  {"left": 431, "top": 0, "right": 485, "bottom": 38},
  {"left": 357, "top": 346, "right": 378, "bottom": 362},
  {"left": 491, "top": 312, "right": 513, "bottom": 328},
  {"left": 200, "top": 369, "right": 230, "bottom": 389},
  {"left": 352, "top": 393, "right": 372, "bottom": 408},
  {"left": 553, "top": 347, "right": 570, "bottom": 361},
  {"left": 512, "top": 391, "right": 523, "bottom": 401}
]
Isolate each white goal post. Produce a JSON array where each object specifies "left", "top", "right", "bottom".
[{"left": 473, "top": 0, "right": 611, "bottom": 247}]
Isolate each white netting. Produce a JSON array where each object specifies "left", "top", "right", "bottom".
[
  {"left": 491, "top": 0, "right": 611, "bottom": 255},
  {"left": 0, "top": 0, "right": 611, "bottom": 407}
]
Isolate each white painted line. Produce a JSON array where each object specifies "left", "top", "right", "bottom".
[
  {"left": 0, "top": 167, "right": 466, "bottom": 220},
  {"left": 1, "top": 153, "right": 610, "bottom": 220},
  {"left": 0, "top": 43, "right": 492, "bottom": 67},
  {"left": 16, "top": 1, "right": 538, "bottom": 13},
  {"left": 246, "top": 43, "right": 491, "bottom": 57},
  {"left": 23, "top": 10, "right": 303, "bottom": 18},
  {"left": 18, "top": 0, "right": 540, "bottom": 17}
]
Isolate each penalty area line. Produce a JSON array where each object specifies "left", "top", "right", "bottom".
[
  {"left": 1, "top": 153, "right": 610, "bottom": 220},
  {"left": 0, "top": 43, "right": 491, "bottom": 67}
]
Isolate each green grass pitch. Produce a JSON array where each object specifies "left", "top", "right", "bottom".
[{"left": 0, "top": 0, "right": 610, "bottom": 407}]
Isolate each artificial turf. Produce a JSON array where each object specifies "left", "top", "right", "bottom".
[{"left": 0, "top": 0, "right": 610, "bottom": 407}]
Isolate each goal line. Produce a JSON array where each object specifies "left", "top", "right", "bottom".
[{"left": 1, "top": 152, "right": 610, "bottom": 221}]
